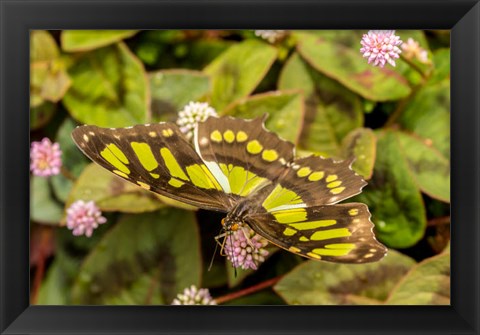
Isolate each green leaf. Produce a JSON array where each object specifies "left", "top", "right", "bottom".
[
  {"left": 204, "top": 40, "right": 277, "bottom": 110},
  {"left": 71, "top": 208, "right": 201, "bottom": 304},
  {"left": 31, "top": 30, "right": 59, "bottom": 62},
  {"left": 274, "top": 250, "right": 416, "bottom": 305},
  {"left": 429, "top": 49, "right": 450, "bottom": 85},
  {"left": 31, "top": 176, "right": 63, "bottom": 225},
  {"left": 56, "top": 118, "right": 89, "bottom": 177},
  {"left": 51, "top": 118, "right": 90, "bottom": 202},
  {"left": 63, "top": 42, "right": 149, "bottom": 128},
  {"left": 61, "top": 30, "right": 138, "bottom": 52},
  {"left": 296, "top": 33, "right": 411, "bottom": 101},
  {"left": 400, "top": 80, "right": 450, "bottom": 158},
  {"left": 386, "top": 253, "right": 450, "bottom": 305},
  {"left": 149, "top": 70, "right": 210, "bottom": 122},
  {"left": 30, "top": 32, "right": 71, "bottom": 108},
  {"left": 396, "top": 132, "right": 450, "bottom": 202},
  {"left": 341, "top": 128, "right": 377, "bottom": 180},
  {"left": 36, "top": 260, "right": 69, "bottom": 305},
  {"left": 354, "top": 131, "right": 427, "bottom": 248},
  {"left": 399, "top": 79, "right": 450, "bottom": 159},
  {"left": 66, "top": 163, "right": 164, "bottom": 214},
  {"left": 223, "top": 90, "right": 304, "bottom": 144},
  {"left": 279, "top": 53, "right": 363, "bottom": 156}
]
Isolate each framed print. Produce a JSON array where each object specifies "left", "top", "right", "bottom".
[{"left": 1, "top": 1, "right": 479, "bottom": 334}]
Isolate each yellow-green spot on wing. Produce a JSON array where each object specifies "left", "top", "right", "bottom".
[
  {"left": 289, "top": 220, "right": 337, "bottom": 230},
  {"left": 223, "top": 130, "right": 235, "bottom": 143},
  {"left": 262, "top": 184, "right": 304, "bottom": 211},
  {"left": 131, "top": 142, "right": 159, "bottom": 171},
  {"left": 219, "top": 164, "right": 268, "bottom": 196},
  {"left": 283, "top": 227, "right": 297, "bottom": 236},
  {"left": 312, "top": 248, "right": 352, "bottom": 257},
  {"left": 325, "top": 243, "right": 355, "bottom": 249},
  {"left": 100, "top": 144, "right": 131, "bottom": 174},
  {"left": 210, "top": 130, "right": 222, "bottom": 143},
  {"left": 186, "top": 164, "right": 222, "bottom": 190},
  {"left": 168, "top": 178, "right": 185, "bottom": 188},
  {"left": 160, "top": 148, "right": 189, "bottom": 181},
  {"left": 312, "top": 242, "right": 356, "bottom": 257},
  {"left": 236, "top": 131, "right": 248, "bottom": 142},
  {"left": 297, "top": 167, "right": 311, "bottom": 177},
  {"left": 272, "top": 208, "right": 308, "bottom": 223},
  {"left": 327, "top": 181, "right": 342, "bottom": 188},
  {"left": 262, "top": 149, "right": 278, "bottom": 162},
  {"left": 331, "top": 187, "right": 346, "bottom": 194},
  {"left": 113, "top": 170, "right": 129, "bottom": 179},
  {"left": 326, "top": 174, "right": 338, "bottom": 182},
  {"left": 246, "top": 140, "right": 263, "bottom": 154},
  {"left": 308, "top": 171, "right": 324, "bottom": 181},
  {"left": 310, "top": 228, "right": 351, "bottom": 241}
]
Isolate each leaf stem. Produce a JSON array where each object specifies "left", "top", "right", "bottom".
[
  {"left": 60, "top": 166, "right": 76, "bottom": 181},
  {"left": 215, "top": 275, "right": 283, "bottom": 304},
  {"left": 427, "top": 216, "right": 450, "bottom": 227},
  {"left": 400, "top": 54, "right": 430, "bottom": 80}
]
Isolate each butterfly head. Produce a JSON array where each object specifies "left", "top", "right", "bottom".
[{"left": 221, "top": 217, "right": 242, "bottom": 233}]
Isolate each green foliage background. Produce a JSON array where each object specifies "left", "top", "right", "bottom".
[{"left": 30, "top": 30, "right": 451, "bottom": 305}]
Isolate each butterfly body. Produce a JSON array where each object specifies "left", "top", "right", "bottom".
[{"left": 72, "top": 115, "right": 387, "bottom": 264}]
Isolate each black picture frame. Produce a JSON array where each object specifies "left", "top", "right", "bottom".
[{"left": 1, "top": 0, "right": 479, "bottom": 334}]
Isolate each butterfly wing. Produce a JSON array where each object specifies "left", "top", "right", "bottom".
[
  {"left": 194, "top": 115, "right": 293, "bottom": 198},
  {"left": 72, "top": 122, "right": 233, "bottom": 212},
  {"left": 245, "top": 203, "right": 387, "bottom": 263}
]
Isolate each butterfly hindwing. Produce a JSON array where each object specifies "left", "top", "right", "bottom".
[
  {"left": 72, "top": 123, "right": 232, "bottom": 212},
  {"left": 276, "top": 155, "right": 367, "bottom": 207},
  {"left": 245, "top": 203, "right": 387, "bottom": 263}
]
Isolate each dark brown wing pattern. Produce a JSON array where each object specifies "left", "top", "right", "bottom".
[{"left": 72, "top": 122, "right": 232, "bottom": 212}]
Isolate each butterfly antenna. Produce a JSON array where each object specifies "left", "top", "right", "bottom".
[{"left": 209, "top": 227, "right": 225, "bottom": 271}]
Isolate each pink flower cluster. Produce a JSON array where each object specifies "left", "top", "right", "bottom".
[
  {"left": 30, "top": 138, "right": 62, "bottom": 177},
  {"left": 224, "top": 227, "right": 269, "bottom": 270},
  {"left": 66, "top": 200, "right": 107, "bottom": 237},
  {"left": 360, "top": 30, "right": 402, "bottom": 68}
]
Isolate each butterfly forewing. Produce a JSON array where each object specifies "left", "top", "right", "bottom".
[
  {"left": 245, "top": 203, "right": 387, "bottom": 263},
  {"left": 72, "top": 123, "right": 232, "bottom": 212},
  {"left": 195, "top": 116, "right": 293, "bottom": 197}
]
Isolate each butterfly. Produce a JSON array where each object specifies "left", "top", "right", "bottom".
[{"left": 72, "top": 115, "right": 387, "bottom": 263}]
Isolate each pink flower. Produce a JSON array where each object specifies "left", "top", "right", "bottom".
[
  {"left": 224, "top": 227, "right": 269, "bottom": 270},
  {"left": 30, "top": 138, "right": 62, "bottom": 177},
  {"left": 360, "top": 30, "right": 402, "bottom": 68},
  {"left": 401, "top": 38, "right": 429, "bottom": 64},
  {"left": 66, "top": 200, "right": 107, "bottom": 237},
  {"left": 171, "top": 285, "right": 216, "bottom": 305}
]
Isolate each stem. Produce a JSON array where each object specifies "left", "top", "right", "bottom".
[
  {"left": 30, "top": 230, "right": 49, "bottom": 305},
  {"left": 400, "top": 54, "right": 429, "bottom": 80},
  {"left": 385, "top": 54, "right": 434, "bottom": 128},
  {"left": 428, "top": 216, "right": 450, "bottom": 227},
  {"left": 215, "top": 275, "right": 283, "bottom": 304},
  {"left": 60, "top": 166, "right": 76, "bottom": 181}
]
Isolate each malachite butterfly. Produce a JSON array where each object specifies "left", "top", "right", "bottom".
[{"left": 72, "top": 115, "right": 387, "bottom": 263}]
